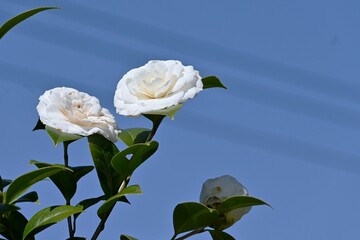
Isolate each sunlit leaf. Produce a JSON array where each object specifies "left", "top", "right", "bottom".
[
  {"left": 111, "top": 142, "right": 159, "bottom": 183},
  {"left": 5, "top": 166, "right": 65, "bottom": 204},
  {"left": 88, "top": 134, "right": 121, "bottom": 197},
  {"left": 201, "top": 76, "right": 227, "bottom": 89},
  {"left": 172, "top": 202, "right": 219, "bottom": 238},
  {"left": 0, "top": 7, "right": 59, "bottom": 40},
  {"left": 120, "top": 234, "right": 138, "bottom": 240},
  {"left": 118, "top": 128, "right": 151, "bottom": 146},
  {"left": 45, "top": 126, "right": 83, "bottom": 146},
  {"left": 97, "top": 185, "right": 142, "bottom": 218},
  {"left": 23, "top": 205, "right": 83, "bottom": 240},
  {"left": 208, "top": 230, "right": 235, "bottom": 240},
  {"left": 13, "top": 191, "right": 38, "bottom": 204},
  {"left": 219, "top": 196, "right": 271, "bottom": 215},
  {"left": 143, "top": 104, "right": 183, "bottom": 120}
]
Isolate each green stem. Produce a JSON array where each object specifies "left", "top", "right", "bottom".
[
  {"left": 91, "top": 179, "right": 130, "bottom": 240},
  {"left": 145, "top": 115, "right": 165, "bottom": 142},
  {"left": 174, "top": 228, "right": 206, "bottom": 240},
  {"left": 63, "top": 142, "right": 75, "bottom": 238}
]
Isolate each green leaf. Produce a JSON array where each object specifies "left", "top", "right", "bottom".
[
  {"left": 33, "top": 119, "right": 45, "bottom": 131},
  {"left": 88, "top": 134, "right": 121, "bottom": 197},
  {"left": 118, "top": 128, "right": 151, "bottom": 146},
  {"left": 0, "top": 7, "right": 59, "bottom": 40},
  {"left": 111, "top": 142, "right": 159, "bottom": 183},
  {"left": 219, "top": 196, "right": 271, "bottom": 215},
  {"left": 120, "top": 234, "right": 138, "bottom": 240},
  {"left": 0, "top": 176, "right": 11, "bottom": 192},
  {"left": 31, "top": 161, "right": 93, "bottom": 202},
  {"left": 23, "top": 205, "right": 83, "bottom": 240},
  {"left": 45, "top": 126, "right": 83, "bottom": 146},
  {"left": 74, "top": 195, "right": 105, "bottom": 220},
  {"left": 1, "top": 211, "right": 34, "bottom": 240},
  {"left": 208, "top": 230, "right": 235, "bottom": 240},
  {"left": 143, "top": 103, "right": 183, "bottom": 120},
  {"left": 172, "top": 202, "right": 219, "bottom": 238},
  {"left": 4, "top": 166, "right": 65, "bottom": 204},
  {"left": 201, "top": 76, "right": 227, "bottom": 89},
  {"left": 13, "top": 191, "right": 39, "bottom": 204},
  {"left": 67, "top": 238, "right": 86, "bottom": 240},
  {"left": 0, "top": 203, "right": 20, "bottom": 213},
  {"left": 97, "top": 185, "right": 142, "bottom": 218}
]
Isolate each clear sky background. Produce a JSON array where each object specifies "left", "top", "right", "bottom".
[{"left": 1, "top": 0, "right": 360, "bottom": 239}]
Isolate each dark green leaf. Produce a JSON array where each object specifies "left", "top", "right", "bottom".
[
  {"left": 0, "top": 176, "right": 11, "bottom": 192},
  {"left": 120, "top": 234, "right": 138, "bottom": 240},
  {"left": 30, "top": 161, "right": 94, "bottom": 201},
  {"left": 0, "top": 7, "right": 59, "bottom": 40},
  {"left": 97, "top": 185, "right": 142, "bottom": 218},
  {"left": 13, "top": 191, "right": 38, "bottom": 204},
  {"left": 0, "top": 211, "right": 34, "bottom": 240},
  {"left": 5, "top": 166, "right": 65, "bottom": 204},
  {"left": 23, "top": 205, "right": 83, "bottom": 240},
  {"left": 201, "top": 76, "right": 227, "bottom": 89},
  {"left": 0, "top": 203, "right": 20, "bottom": 213},
  {"left": 67, "top": 237, "right": 86, "bottom": 240},
  {"left": 111, "top": 142, "right": 159, "bottom": 183},
  {"left": 208, "top": 230, "right": 235, "bottom": 240},
  {"left": 30, "top": 161, "right": 76, "bottom": 202},
  {"left": 219, "top": 196, "right": 271, "bottom": 215},
  {"left": 45, "top": 126, "right": 83, "bottom": 146},
  {"left": 74, "top": 196, "right": 105, "bottom": 220},
  {"left": 88, "top": 134, "right": 121, "bottom": 197},
  {"left": 172, "top": 202, "right": 219, "bottom": 238},
  {"left": 118, "top": 128, "right": 151, "bottom": 146},
  {"left": 33, "top": 119, "right": 45, "bottom": 131},
  {"left": 71, "top": 166, "right": 94, "bottom": 182},
  {"left": 143, "top": 104, "right": 183, "bottom": 120}
]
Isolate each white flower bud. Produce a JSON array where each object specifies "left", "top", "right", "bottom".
[{"left": 200, "top": 175, "right": 251, "bottom": 230}]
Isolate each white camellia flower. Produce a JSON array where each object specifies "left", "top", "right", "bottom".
[
  {"left": 200, "top": 175, "right": 251, "bottom": 230},
  {"left": 114, "top": 60, "right": 203, "bottom": 116},
  {"left": 37, "top": 87, "right": 120, "bottom": 143}
]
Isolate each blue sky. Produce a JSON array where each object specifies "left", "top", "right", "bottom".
[{"left": 1, "top": 0, "right": 360, "bottom": 239}]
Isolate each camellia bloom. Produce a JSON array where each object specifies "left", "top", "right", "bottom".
[
  {"left": 37, "top": 87, "right": 120, "bottom": 143},
  {"left": 114, "top": 60, "right": 203, "bottom": 116},
  {"left": 200, "top": 175, "right": 251, "bottom": 230}
]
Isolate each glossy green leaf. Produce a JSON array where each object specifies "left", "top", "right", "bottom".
[
  {"left": 74, "top": 195, "right": 105, "bottom": 220},
  {"left": 32, "top": 119, "right": 45, "bottom": 131},
  {"left": 13, "top": 191, "right": 39, "bottom": 204},
  {"left": 23, "top": 205, "right": 83, "bottom": 240},
  {"left": 118, "top": 128, "right": 151, "bottom": 146},
  {"left": 208, "top": 230, "right": 235, "bottom": 240},
  {"left": 88, "top": 134, "right": 121, "bottom": 197},
  {"left": 0, "top": 7, "right": 59, "bottom": 40},
  {"left": 71, "top": 166, "right": 94, "bottom": 182},
  {"left": 111, "top": 142, "right": 159, "bottom": 183},
  {"left": 0, "top": 203, "right": 20, "bottom": 213},
  {"left": 5, "top": 166, "right": 65, "bottom": 204},
  {"left": 45, "top": 126, "right": 83, "bottom": 146},
  {"left": 97, "top": 185, "right": 142, "bottom": 218},
  {"left": 0, "top": 176, "right": 11, "bottom": 192},
  {"left": 219, "top": 196, "right": 271, "bottom": 215},
  {"left": 143, "top": 103, "right": 183, "bottom": 120},
  {"left": 172, "top": 202, "right": 219, "bottom": 238},
  {"left": 120, "top": 234, "right": 138, "bottom": 240},
  {"left": 201, "top": 76, "right": 227, "bottom": 89}
]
